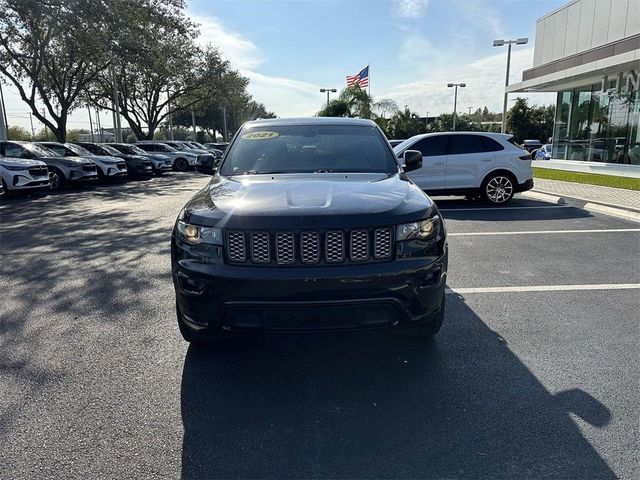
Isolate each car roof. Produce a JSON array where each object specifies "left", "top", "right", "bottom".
[
  {"left": 403, "top": 131, "right": 513, "bottom": 142},
  {"left": 244, "top": 117, "right": 377, "bottom": 128}
]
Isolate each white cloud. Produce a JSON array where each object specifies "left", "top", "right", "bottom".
[
  {"left": 381, "top": 48, "right": 555, "bottom": 116},
  {"left": 453, "top": 0, "right": 504, "bottom": 38},
  {"left": 191, "top": 14, "right": 264, "bottom": 70},
  {"left": 393, "top": 0, "right": 430, "bottom": 19}
]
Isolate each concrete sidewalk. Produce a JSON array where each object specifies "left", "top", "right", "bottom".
[{"left": 532, "top": 178, "right": 640, "bottom": 212}]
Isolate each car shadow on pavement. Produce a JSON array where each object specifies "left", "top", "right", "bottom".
[{"left": 180, "top": 293, "right": 614, "bottom": 479}]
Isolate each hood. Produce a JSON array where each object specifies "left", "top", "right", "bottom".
[
  {"left": 183, "top": 172, "right": 434, "bottom": 229},
  {"left": 35, "top": 155, "right": 87, "bottom": 165},
  {"left": 0, "top": 157, "right": 46, "bottom": 168}
]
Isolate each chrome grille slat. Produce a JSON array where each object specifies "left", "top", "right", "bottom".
[
  {"left": 276, "top": 232, "right": 295, "bottom": 264},
  {"left": 350, "top": 230, "right": 369, "bottom": 261},
  {"left": 374, "top": 228, "right": 392, "bottom": 259},
  {"left": 250, "top": 232, "right": 270, "bottom": 263},
  {"left": 325, "top": 231, "right": 345, "bottom": 263}
]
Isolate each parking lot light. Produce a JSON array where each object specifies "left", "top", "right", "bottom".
[
  {"left": 447, "top": 83, "right": 466, "bottom": 131},
  {"left": 493, "top": 37, "right": 529, "bottom": 134},
  {"left": 320, "top": 88, "right": 337, "bottom": 105}
]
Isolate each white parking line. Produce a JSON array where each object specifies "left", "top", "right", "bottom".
[
  {"left": 439, "top": 205, "right": 571, "bottom": 212},
  {"left": 449, "top": 228, "right": 640, "bottom": 236},
  {"left": 446, "top": 283, "right": 640, "bottom": 294}
]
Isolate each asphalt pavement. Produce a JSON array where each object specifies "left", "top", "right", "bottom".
[{"left": 1, "top": 174, "right": 639, "bottom": 479}]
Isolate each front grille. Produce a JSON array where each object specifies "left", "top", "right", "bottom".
[
  {"left": 116, "top": 162, "right": 127, "bottom": 170},
  {"left": 28, "top": 166, "right": 48, "bottom": 177},
  {"left": 82, "top": 165, "right": 96, "bottom": 172},
  {"left": 225, "top": 228, "right": 394, "bottom": 266}
]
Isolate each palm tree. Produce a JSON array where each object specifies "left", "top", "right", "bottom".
[
  {"left": 388, "top": 107, "right": 426, "bottom": 138},
  {"left": 316, "top": 86, "right": 398, "bottom": 120}
]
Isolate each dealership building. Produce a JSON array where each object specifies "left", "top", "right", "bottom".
[{"left": 508, "top": 0, "right": 639, "bottom": 177}]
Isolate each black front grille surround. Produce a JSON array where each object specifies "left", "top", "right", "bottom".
[
  {"left": 225, "top": 228, "right": 394, "bottom": 266},
  {"left": 28, "top": 166, "right": 48, "bottom": 177},
  {"left": 81, "top": 164, "right": 97, "bottom": 172}
]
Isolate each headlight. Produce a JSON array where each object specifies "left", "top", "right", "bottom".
[
  {"left": 396, "top": 216, "right": 440, "bottom": 242},
  {"left": 177, "top": 220, "right": 222, "bottom": 245}
]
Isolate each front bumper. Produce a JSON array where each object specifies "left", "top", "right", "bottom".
[
  {"left": 172, "top": 243, "right": 448, "bottom": 335},
  {"left": 70, "top": 168, "right": 98, "bottom": 182},
  {"left": 128, "top": 164, "right": 154, "bottom": 176},
  {"left": 152, "top": 162, "right": 173, "bottom": 172},
  {"left": 7, "top": 172, "right": 50, "bottom": 191}
]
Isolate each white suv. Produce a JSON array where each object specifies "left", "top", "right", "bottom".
[{"left": 393, "top": 132, "right": 534, "bottom": 205}]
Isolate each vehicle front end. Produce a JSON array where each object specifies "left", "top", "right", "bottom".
[
  {"left": 195, "top": 153, "right": 218, "bottom": 175},
  {"left": 123, "top": 155, "right": 154, "bottom": 177},
  {"left": 0, "top": 158, "right": 50, "bottom": 193},
  {"left": 146, "top": 154, "right": 173, "bottom": 173},
  {"left": 171, "top": 118, "right": 449, "bottom": 343},
  {"left": 89, "top": 156, "right": 128, "bottom": 178}
]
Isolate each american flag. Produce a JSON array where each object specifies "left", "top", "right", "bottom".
[{"left": 346, "top": 65, "right": 369, "bottom": 88}]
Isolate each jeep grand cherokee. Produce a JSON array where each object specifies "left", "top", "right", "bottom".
[{"left": 172, "top": 117, "right": 448, "bottom": 344}]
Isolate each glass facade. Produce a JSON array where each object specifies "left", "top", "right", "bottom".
[{"left": 552, "top": 74, "right": 639, "bottom": 165}]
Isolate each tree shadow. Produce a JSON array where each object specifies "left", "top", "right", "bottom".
[{"left": 180, "top": 294, "right": 613, "bottom": 479}]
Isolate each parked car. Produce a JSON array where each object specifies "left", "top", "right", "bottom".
[
  {"left": 38, "top": 142, "right": 128, "bottom": 180},
  {"left": 393, "top": 132, "right": 533, "bottom": 205},
  {"left": 0, "top": 141, "right": 97, "bottom": 190},
  {"left": 76, "top": 142, "right": 153, "bottom": 177},
  {"left": 188, "top": 141, "right": 224, "bottom": 159},
  {"left": 0, "top": 156, "right": 50, "bottom": 195},
  {"left": 522, "top": 139, "right": 542, "bottom": 153},
  {"left": 388, "top": 139, "right": 406, "bottom": 148},
  {"left": 135, "top": 142, "right": 198, "bottom": 171},
  {"left": 534, "top": 144, "right": 553, "bottom": 160},
  {"left": 204, "top": 142, "right": 229, "bottom": 152},
  {"left": 172, "top": 117, "right": 448, "bottom": 344},
  {"left": 106, "top": 143, "right": 173, "bottom": 174}
]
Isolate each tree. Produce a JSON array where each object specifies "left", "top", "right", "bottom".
[
  {"left": 316, "top": 86, "right": 398, "bottom": 120},
  {"left": 88, "top": 6, "right": 217, "bottom": 140},
  {"left": 387, "top": 107, "right": 426, "bottom": 139},
  {"left": 0, "top": 0, "right": 113, "bottom": 142},
  {"left": 7, "top": 125, "right": 31, "bottom": 140},
  {"left": 506, "top": 97, "right": 555, "bottom": 142}
]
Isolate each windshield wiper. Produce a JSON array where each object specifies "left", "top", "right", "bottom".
[{"left": 239, "top": 170, "right": 290, "bottom": 175}]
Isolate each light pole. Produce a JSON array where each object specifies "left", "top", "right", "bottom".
[
  {"left": 468, "top": 106, "right": 472, "bottom": 116},
  {"left": 493, "top": 37, "right": 528, "bottom": 133},
  {"left": 0, "top": 81, "right": 7, "bottom": 141},
  {"left": 447, "top": 83, "right": 466, "bottom": 131},
  {"left": 319, "top": 88, "right": 337, "bottom": 105}
]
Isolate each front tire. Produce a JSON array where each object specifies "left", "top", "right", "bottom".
[
  {"left": 48, "top": 168, "right": 66, "bottom": 191},
  {"left": 481, "top": 173, "right": 515, "bottom": 205},
  {"left": 174, "top": 158, "right": 188, "bottom": 171}
]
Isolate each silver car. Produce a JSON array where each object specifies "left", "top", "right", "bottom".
[
  {"left": 0, "top": 156, "right": 50, "bottom": 195},
  {"left": 39, "top": 142, "right": 128, "bottom": 180},
  {"left": 135, "top": 142, "right": 198, "bottom": 171},
  {"left": 107, "top": 143, "right": 173, "bottom": 174},
  {"left": 0, "top": 141, "right": 98, "bottom": 190}
]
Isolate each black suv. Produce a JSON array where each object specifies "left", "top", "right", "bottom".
[{"left": 172, "top": 117, "right": 448, "bottom": 343}]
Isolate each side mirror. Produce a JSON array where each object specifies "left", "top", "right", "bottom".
[{"left": 403, "top": 150, "right": 423, "bottom": 172}]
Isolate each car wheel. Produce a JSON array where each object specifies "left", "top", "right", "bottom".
[
  {"left": 48, "top": 169, "right": 65, "bottom": 191},
  {"left": 0, "top": 179, "right": 8, "bottom": 198},
  {"left": 174, "top": 158, "right": 188, "bottom": 171},
  {"left": 482, "top": 173, "right": 514, "bottom": 205}
]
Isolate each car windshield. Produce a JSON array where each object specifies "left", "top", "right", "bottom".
[
  {"left": 115, "top": 144, "right": 147, "bottom": 155},
  {"left": 25, "top": 143, "right": 56, "bottom": 157},
  {"left": 98, "top": 144, "right": 122, "bottom": 155},
  {"left": 393, "top": 136, "right": 423, "bottom": 153},
  {"left": 65, "top": 144, "right": 93, "bottom": 156},
  {"left": 220, "top": 124, "right": 397, "bottom": 175}
]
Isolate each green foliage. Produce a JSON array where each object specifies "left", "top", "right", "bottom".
[
  {"left": 533, "top": 167, "right": 640, "bottom": 191},
  {"left": 7, "top": 126, "right": 32, "bottom": 140},
  {"left": 387, "top": 107, "right": 426, "bottom": 139},
  {"left": 316, "top": 86, "right": 398, "bottom": 122},
  {"left": 507, "top": 97, "right": 555, "bottom": 143}
]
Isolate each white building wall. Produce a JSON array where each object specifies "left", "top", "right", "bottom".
[{"left": 534, "top": 0, "right": 639, "bottom": 67}]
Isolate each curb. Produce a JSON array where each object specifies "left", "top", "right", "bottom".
[
  {"left": 526, "top": 189, "right": 640, "bottom": 223},
  {"left": 520, "top": 191, "right": 566, "bottom": 205},
  {"left": 533, "top": 188, "right": 640, "bottom": 213}
]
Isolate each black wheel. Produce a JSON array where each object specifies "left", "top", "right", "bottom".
[
  {"left": 174, "top": 158, "right": 188, "bottom": 171},
  {"left": 48, "top": 168, "right": 66, "bottom": 191},
  {"left": 397, "top": 295, "right": 446, "bottom": 337},
  {"left": 481, "top": 173, "right": 515, "bottom": 205},
  {"left": 1, "top": 179, "right": 8, "bottom": 198}
]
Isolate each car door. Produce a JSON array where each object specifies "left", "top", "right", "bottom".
[
  {"left": 399, "top": 135, "right": 449, "bottom": 190},
  {"left": 445, "top": 134, "right": 495, "bottom": 189}
]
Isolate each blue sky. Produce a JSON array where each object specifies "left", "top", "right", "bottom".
[{"left": 4, "top": 0, "right": 564, "bottom": 131}]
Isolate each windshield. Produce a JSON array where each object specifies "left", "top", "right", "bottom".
[
  {"left": 25, "top": 143, "right": 56, "bottom": 157},
  {"left": 97, "top": 144, "right": 122, "bottom": 155},
  {"left": 65, "top": 144, "right": 93, "bottom": 156},
  {"left": 114, "top": 144, "right": 147, "bottom": 155},
  {"left": 220, "top": 124, "right": 397, "bottom": 175},
  {"left": 392, "top": 137, "right": 422, "bottom": 153}
]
